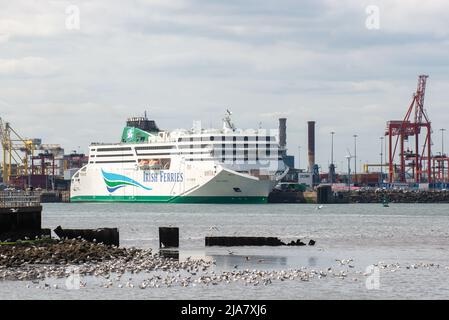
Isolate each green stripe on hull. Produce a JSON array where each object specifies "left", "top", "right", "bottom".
[
  {"left": 172, "top": 196, "right": 267, "bottom": 204},
  {"left": 70, "top": 195, "right": 267, "bottom": 204}
]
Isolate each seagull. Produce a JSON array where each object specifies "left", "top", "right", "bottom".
[
  {"left": 227, "top": 249, "right": 235, "bottom": 255},
  {"left": 315, "top": 205, "right": 324, "bottom": 210},
  {"left": 9, "top": 208, "right": 19, "bottom": 213}
]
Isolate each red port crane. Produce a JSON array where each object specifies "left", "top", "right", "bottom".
[{"left": 385, "top": 75, "right": 432, "bottom": 183}]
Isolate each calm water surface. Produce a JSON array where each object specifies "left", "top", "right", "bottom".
[{"left": 1, "top": 203, "right": 449, "bottom": 299}]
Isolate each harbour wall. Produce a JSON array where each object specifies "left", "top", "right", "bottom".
[
  {"left": 314, "top": 189, "right": 449, "bottom": 204},
  {"left": 272, "top": 189, "right": 449, "bottom": 204},
  {"left": 349, "top": 190, "right": 449, "bottom": 203}
]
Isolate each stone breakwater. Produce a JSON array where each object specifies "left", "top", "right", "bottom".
[
  {"left": 349, "top": 190, "right": 449, "bottom": 203},
  {"left": 0, "top": 240, "right": 212, "bottom": 281},
  {"left": 0, "top": 239, "right": 132, "bottom": 267}
]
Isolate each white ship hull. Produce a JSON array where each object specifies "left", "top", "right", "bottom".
[{"left": 71, "top": 165, "right": 278, "bottom": 203}]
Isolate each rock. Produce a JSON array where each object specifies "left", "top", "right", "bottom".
[{"left": 0, "top": 239, "right": 132, "bottom": 268}]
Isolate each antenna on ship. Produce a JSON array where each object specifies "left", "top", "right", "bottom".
[{"left": 223, "top": 109, "right": 236, "bottom": 132}]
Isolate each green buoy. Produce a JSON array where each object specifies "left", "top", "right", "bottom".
[{"left": 382, "top": 197, "right": 389, "bottom": 207}]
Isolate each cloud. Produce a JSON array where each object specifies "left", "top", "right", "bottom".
[
  {"left": 0, "top": 0, "right": 448, "bottom": 171},
  {"left": 0, "top": 57, "right": 58, "bottom": 76}
]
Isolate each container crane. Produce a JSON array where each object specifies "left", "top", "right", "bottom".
[
  {"left": 0, "top": 117, "right": 36, "bottom": 184},
  {"left": 385, "top": 75, "right": 432, "bottom": 183}
]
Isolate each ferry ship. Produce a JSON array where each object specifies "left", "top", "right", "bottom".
[{"left": 70, "top": 111, "right": 288, "bottom": 203}]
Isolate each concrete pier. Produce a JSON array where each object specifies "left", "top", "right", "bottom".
[
  {"left": 205, "top": 236, "right": 314, "bottom": 247},
  {"left": 159, "top": 249, "right": 179, "bottom": 260},
  {"left": 317, "top": 185, "right": 332, "bottom": 204},
  {"left": 0, "top": 206, "right": 50, "bottom": 241},
  {"left": 54, "top": 226, "right": 119, "bottom": 246},
  {"left": 268, "top": 191, "right": 306, "bottom": 203},
  {"left": 206, "top": 236, "right": 284, "bottom": 246},
  {"left": 159, "top": 227, "right": 179, "bottom": 248}
]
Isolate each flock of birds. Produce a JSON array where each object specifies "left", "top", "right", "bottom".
[{"left": 1, "top": 246, "right": 446, "bottom": 291}]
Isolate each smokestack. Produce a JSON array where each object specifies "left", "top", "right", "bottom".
[
  {"left": 279, "top": 118, "right": 287, "bottom": 156},
  {"left": 308, "top": 121, "right": 315, "bottom": 172}
]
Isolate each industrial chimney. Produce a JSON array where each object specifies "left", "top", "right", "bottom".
[
  {"left": 308, "top": 121, "right": 315, "bottom": 172},
  {"left": 279, "top": 118, "right": 287, "bottom": 156}
]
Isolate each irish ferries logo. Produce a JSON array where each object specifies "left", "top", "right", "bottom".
[
  {"left": 126, "top": 128, "right": 134, "bottom": 140},
  {"left": 101, "top": 169, "right": 152, "bottom": 193}
]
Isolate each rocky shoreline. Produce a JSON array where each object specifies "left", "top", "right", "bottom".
[
  {"left": 0, "top": 239, "right": 212, "bottom": 281},
  {"left": 0, "top": 239, "right": 137, "bottom": 268},
  {"left": 349, "top": 190, "right": 449, "bottom": 203},
  {"left": 300, "top": 189, "right": 449, "bottom": 204}
]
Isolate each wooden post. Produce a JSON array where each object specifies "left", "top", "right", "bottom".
[{"left": 159, "top": 227, "right": 179, "bottom": 248}]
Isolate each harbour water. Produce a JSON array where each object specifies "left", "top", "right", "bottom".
[{"left": 1, "top": 203, "right": 449, "bottom": 299}]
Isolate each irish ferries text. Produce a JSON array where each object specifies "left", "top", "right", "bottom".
[{"left": 143, "top": 171, "right": 184, "bottom": 183}]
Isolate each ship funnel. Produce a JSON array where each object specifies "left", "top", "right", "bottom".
[
  {"left": 279, "top": 118, "right": 287, "bottom": 156},
  {"left": 126, "top": 116, "right": 159, "bottom": 133},
  {"left": 308, "top": 121, "right": 315, "bottom": 172}
]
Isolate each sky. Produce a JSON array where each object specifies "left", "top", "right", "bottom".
[{"left": 1, "top": 0, "right": 449, "bottom": 174}]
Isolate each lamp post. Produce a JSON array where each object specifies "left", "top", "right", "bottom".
[
  {"left": 331, "top": 132, "right": 335, "bottom": 165},
  {"left": 346, "top": 155, "right": 351, "bottom": 191},
  {"left": 441, "top": 128, "right": 446, "bottom": 156},
  {"left": 330, "top": 131, "right": 335, "bottom": 184},
  {"left": 353, "top": 134, "right": 358, "bottom": 185},
  {"left": 298, "top": 146, "right": 301, "bottom": 171},
  {"left": 441, "top": 128, "right": 446, "bottom": 184},
  {"left": 380, "top": 136, "right": 384, "bottom": 186}
]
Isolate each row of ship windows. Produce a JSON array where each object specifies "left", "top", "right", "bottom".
[
  {"left": 186, "top": 157, "right": 283, "bottom": 162},
  {"left": 90, "top": 160, "right": 137, "bottom": 163},
  {"left": 142, "top": 146, "right": 278, "bottom": 152},
  {"left": 92, "top": 144, "right": 279, "bottom": 154},
  {"left": 178, "top": 136, "right": 275, "bottom": 142},
  {"left": 90, "top": 150, "right": 282, "bottom": 159},
  {"left": 178, "top": 143, "right": 275, "bottom": 149},
  {"left": 89, "top": 159, "right": 282, "bottom": 164},
  {"left": 94, "top": 147, "right": 132, "bottom": 152},
  {"left": 91, "top": 138, "right": 276, "bottom": 153}
]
